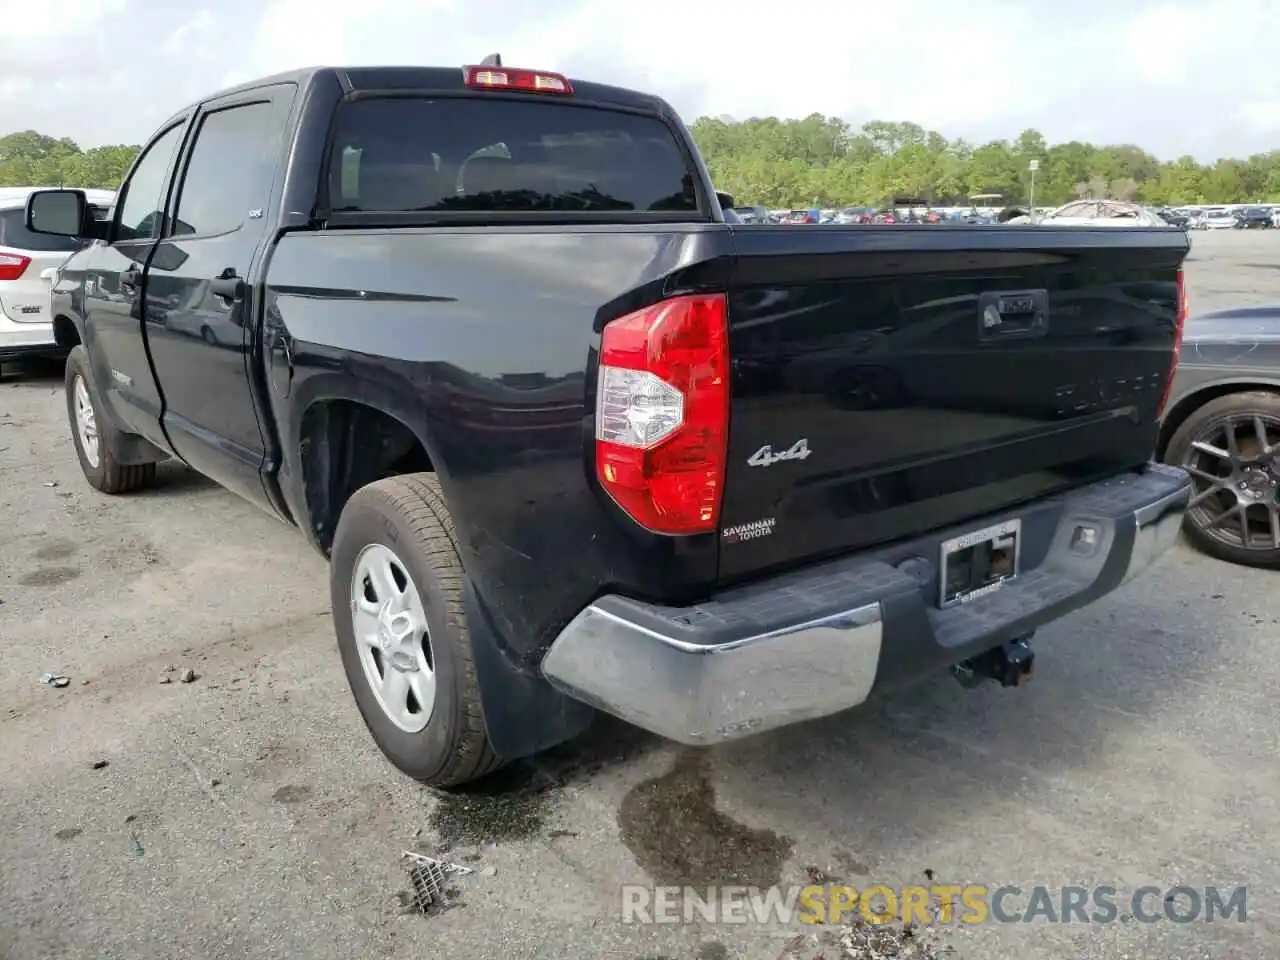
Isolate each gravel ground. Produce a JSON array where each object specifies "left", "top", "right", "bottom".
[{"left": 2, "top": 228, "right": 1278, "bottom": 960}]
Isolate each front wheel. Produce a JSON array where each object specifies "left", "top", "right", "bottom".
[
  {"left": 1164, "top": 390, "right": 1280, "bottom": 568},
  {"left": 329, "top": 474, "right": 503, "bottom": 788},
  {"left": 65, "top": 346, "right": 156, "bottom": 494}
]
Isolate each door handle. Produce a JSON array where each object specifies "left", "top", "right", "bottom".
[
  {"left": 977, "top": 289, "right": 1048, "bottom": 341},
  {"left": 269, "top": 330, "right": 294, "bottom": 398},
  {"left": 210, "top": 271, "right": 245, "bottom": 303},
  {"left": 274, "top": 333, "right": 293, "bottom": 368}
]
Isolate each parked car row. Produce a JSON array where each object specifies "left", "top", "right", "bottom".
[
  {"left": 731, "top": 204, "right": 1005, "bottom": 225},
  {"left": 1161, "top": 205, "right": 1277, "bottom": 230},
  {"left": 730, "top": 202, "right": 1279, "bottom": 231}
]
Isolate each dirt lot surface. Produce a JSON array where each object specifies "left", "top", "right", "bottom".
[{"left": 2, "top": 229, "right": 1278, "bottom": 959}]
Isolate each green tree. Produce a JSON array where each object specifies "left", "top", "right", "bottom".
[
  {"left": 686, "top": 115, "right": 1280, "bottom": 208},
  {"left": 0, "top": 130, "right": 137, "bottom": 189},
  {"left": 5, "top": 120, "right": 1279, "bottom": 208}
]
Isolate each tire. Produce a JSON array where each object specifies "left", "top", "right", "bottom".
[
  {"left": 65, "top": 346, "right": 157, "bottom": 494},
  {"left": 330, "top": 473, "right": 504, "bottom": 788},
  {"left": 1163, "top": 390, "right": 1280, "bottom": 568}
]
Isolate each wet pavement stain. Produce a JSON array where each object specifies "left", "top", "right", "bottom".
[
  {"left": 272, "top": 784, "right": 312, "bottom": 804},
  {"left": 19, "top": 566, "right": 81, "bottom": 587},
  {"left": 33, "top": 540, "right": 77, "bottom": 562},
  {"left": 427, "top": 764, "right": 553, "bottom": 846},
  {"left": 695, "top": 941, "right": 730, "bottom": 960},
  {"left": 427, "top": 715, "right": 656, "bottom": 847},
  {"left": 54, "top": 827, "right": 82, "bottom": 841},
  {"left": 618, "top": 751, "right": 792, "bottom": 888}
]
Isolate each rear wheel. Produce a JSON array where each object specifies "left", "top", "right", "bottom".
[
  {"left": 1164, "top": 390, "right": 1280, "bottom": 568},
  {"left": 65, "top": 346, "right": 156, "bottom": 494},
  {"left": 330, "top": 474, "right": 503, "bottom": 788}
]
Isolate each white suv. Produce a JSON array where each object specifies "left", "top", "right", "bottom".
[{"left": 0, "top": 187, "right": 115, "bottom": 366}]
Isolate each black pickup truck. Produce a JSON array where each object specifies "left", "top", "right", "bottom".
[{"left": 27, "top": 61, "right": 1192, "bottom": 788}]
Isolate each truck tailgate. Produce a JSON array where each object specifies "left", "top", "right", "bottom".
[{"left": 717, "top": 225, "right": 1188, "bottom": 583}]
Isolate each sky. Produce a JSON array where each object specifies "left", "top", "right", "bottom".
[{"left": 4, "top": 0, "right": 1277, "bottom": 162}]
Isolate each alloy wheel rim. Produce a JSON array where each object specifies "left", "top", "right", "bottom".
[
  {"left": 73, "top": 375, "right": 100, "bottom": 468},
  {"left": 1181, "top": 412, "right": 1280, "bottom": 551},
  {"left": 349, "top": 543, "right": 436, "bottom": 732}
]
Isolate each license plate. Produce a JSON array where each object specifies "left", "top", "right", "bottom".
[{"left": 938, "top": 518, "right": 1020, "bottom": 607}]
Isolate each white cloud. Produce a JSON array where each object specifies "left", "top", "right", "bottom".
[
  {"left": 0, "top": 0, "right": 126, "bottom": 39},
  {"left": 1, "top": 0, "right": 1278, "bottom": 162},
  {"left": 1119, "top": 0, "right": 1270, "bottom": 85},
  {"left": 1238, "top": 102, "right": 1280, "bottom": 133},
  {"left": 229, "top": 0, "right": 1053, "bottom": 131},
  {"left": 162, "top": 9, "right": 219, "bottom": 58}
]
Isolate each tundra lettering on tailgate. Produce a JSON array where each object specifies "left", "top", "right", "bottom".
[{"left": 1054, "top": 373, "right": 1164, "bottom": 417}]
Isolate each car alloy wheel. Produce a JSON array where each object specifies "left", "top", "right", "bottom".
[
  {"left": 72, "top": 373, "right": 100, "bottom": 468},
  {"left": 1182, "top": 412, "right": 1280, "bottom": 552}
]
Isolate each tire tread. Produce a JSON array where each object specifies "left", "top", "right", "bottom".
[
  {"left": 65, "top": 346, "right": 157, "bottom": 495},
  {"left": 355, "top": 473, "right": 503, "bottom": 786}
]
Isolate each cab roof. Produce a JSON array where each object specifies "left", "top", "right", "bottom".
[{"left": 159, "top": 65, "right": 674, "bottom": 130}]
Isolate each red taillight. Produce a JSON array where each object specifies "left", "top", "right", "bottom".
[
  {"left": 1157, "top": 267, "right": 1187, "bottom": 419},
  {"left": 0, "top": 253, "right": 31, "bottom": 281},
  {"left": 462, "top": 65, "right": 573, "bottom": 95},
  {"left": 595, "top": 294, "right": 729, "bottom": 536}
]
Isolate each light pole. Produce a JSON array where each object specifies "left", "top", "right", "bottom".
[{"left": 1028, "top": 159, "right": 1039, "bottom": 222}]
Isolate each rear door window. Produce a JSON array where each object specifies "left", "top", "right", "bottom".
[
  {"left": 326, "top": 98, "right": 700, "bottom": 216},
  {"left": 171, "top": 100, "right": 286, "bottom": 238}
]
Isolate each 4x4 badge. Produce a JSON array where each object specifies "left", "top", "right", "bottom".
[{"left": 747, "top": 439, "right": 811, "bottom": 467}]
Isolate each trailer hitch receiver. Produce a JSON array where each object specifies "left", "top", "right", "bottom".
[{"left": 951, "top": 637, "right": 1035, "bottom": 689}]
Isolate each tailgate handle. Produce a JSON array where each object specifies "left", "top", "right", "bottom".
[{"left": 978, "top": 289, "right": 1048, "bottom": 340}]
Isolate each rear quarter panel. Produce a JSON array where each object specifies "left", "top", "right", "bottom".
[
  {"left": 1160, "top": 308, "right": 1280, "bottom": 448},
  {"left": 263, "top": 225, "right": 732, "bottom": 663}
]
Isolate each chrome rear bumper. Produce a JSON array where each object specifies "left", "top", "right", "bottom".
[{"left": 540, "top": 464, "right": 1191, "bottom": 745}]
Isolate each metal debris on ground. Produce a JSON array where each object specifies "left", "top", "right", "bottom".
[
  {"left": 838, "top": 917, "right": 953, "bottom": 959},
  {"left": 776, "top": 890, "right": 958, "bottom": 960},
  {"left": 401, "top": 851, "right": 473, "bottom": 914},
  {"left": 778, "top": 920, "right": 954, "bottom": 960},
  {"left": 40, "top": 673, "right": 71, "bottom": 688}
]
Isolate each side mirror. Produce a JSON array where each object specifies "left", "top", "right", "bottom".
[
  {"left": 26, "top": 189, "right": 89, "bottom": 238},
  {"left": 715, "top": 191, "right": 734, "bottom": 211}
]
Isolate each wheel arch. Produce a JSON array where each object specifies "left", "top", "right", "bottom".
[
  {"left": 52, "top": 313, "right": 82, "bottom": 349},
  {"left": 294, "top": 385, "right": 596, "bottom": 764},
  {"left": 295, "top": 394, "right": 441, "bottom": 556},
  {"left": 1158, "top": 377, "right": 1280, "bottom": 459},
  {"left": 288, "top": 371, "right": 595, "bottom": 763}
]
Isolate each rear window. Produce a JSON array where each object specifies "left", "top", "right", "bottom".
[
  {"left": 0, "top": 208, "right": 85, "bottom": 252},
  {"left": 326, "top": 98, "right": 700, "bottom": 216}
]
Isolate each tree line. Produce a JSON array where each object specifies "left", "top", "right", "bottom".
[
  {"left": 693, "top": 117, "right": 1280, "bottom": 209},
  {"left": 0, "top": 131, "right": 137, "bottom": 195},
  {"left": 3, "top": 119, "right": 1278, "bottom": 211}
]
